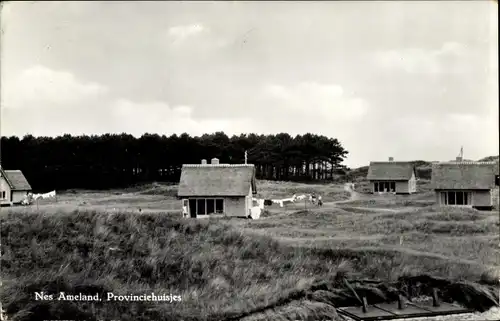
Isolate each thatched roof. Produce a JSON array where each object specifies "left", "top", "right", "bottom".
[
  {"left": 366, "top": 162, "right": 416, "bottom": 181},
  {"left": 1, "top": 169, "right": 32, "bottom": 191},
  {"left": 178, "top": 164, "right": 257, "bottom": 197},
  {"left": 431, "top": 161, "right": 498, "bottom": 190}
]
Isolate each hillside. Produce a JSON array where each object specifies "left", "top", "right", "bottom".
[
  {"left": 1, "top": 207, "right": 499, "bottom": 321},
  {"left": 479, "top": 155, "right": 500, "bottom": 162}
]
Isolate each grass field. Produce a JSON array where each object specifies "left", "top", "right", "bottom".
[{"left": 1, "top": 180, "right": 499, "bottom": 321}]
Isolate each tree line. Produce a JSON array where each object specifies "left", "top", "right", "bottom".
[{"left": 0, "top": 132, "right": 348, "bottom": 191}]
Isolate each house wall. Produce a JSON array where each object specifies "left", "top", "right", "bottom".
[
  {"left": 224, "top": 197, "right": 247, "bottom": 217},
  {"left": 183, "top": 196, "right": 248, "bottom": 218},
  {"left": 396, "top": 181, "right": 410, "bottom": 194},
  {"left": 0, "top": 176, "right": 12, "bottom": 205},
  {"left": 12, "top": 191, "right": 29, "bottom": 204},
  {"left": 473, "top": 190, "right": 492, "bottom": 207},
  {"left": 435, "top": 189, "right": 492, "bottom": 207},
  {"left": 245, "top": 186, "right": 253, "bottom": 217},
  {"left": 408, "top": 172, "right": 417, "bottom": 193}
]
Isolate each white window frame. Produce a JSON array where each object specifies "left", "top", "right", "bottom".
[
  {"left": 0, "top": 191, "right": 5, "bottom": 199},
  {"left": 374, "top": 181, "right": 396, "bottom": 193},
  {"left": 440, "top": 191, "right": 472, "bottom": 206},
  {"left": 189, "top": 198, "right": 225, "bottom": 216}
]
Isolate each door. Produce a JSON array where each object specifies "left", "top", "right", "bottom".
[{"left": 182, "top": 199, "right": 188, "bottom": 217}]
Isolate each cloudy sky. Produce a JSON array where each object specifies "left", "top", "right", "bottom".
[{"left": 1, "top": 1, "right": 498, "bottom": 167}]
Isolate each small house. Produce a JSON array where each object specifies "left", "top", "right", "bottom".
[
  {"left": 177, "top": 158, "right": 257, "bottom": 218},
  {"left": 366, "top": 158, "right": 417, "bottom": 194},
  {"left": 0, "top": 167, "right": 32, "bottom": 206},
  {"left": 431, "top": 158, "right": 498, "bottom": 210}
]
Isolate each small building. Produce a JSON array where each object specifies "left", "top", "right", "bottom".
[
  {"left": 177, "top": 158, "right": 257, "bottom": 218},
  {"left": 366, "top": 158, "right": 417, "bottom": 194},
  {"left": 0, "top": 167, "right": 32, "bottom": 206},
  {"left": 431, "top": 159, "right": 498, "bottom": 210}
]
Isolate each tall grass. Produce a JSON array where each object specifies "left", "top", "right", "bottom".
[
  {"left": 0, "top": 209, "right": 359, "bottom": 320},
  {"left": 2, "top": 185, "right": 498, "bottom": 321}
]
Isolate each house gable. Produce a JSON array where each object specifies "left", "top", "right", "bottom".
[
  {"left": 0, "top": 175, "right": 12, "bottom": 193},
  {"left": 0, "top": 167, "right": 14, "bottom": 189},
  {"left": 4, "top": 170, "right": 32, "bottom": 191}
]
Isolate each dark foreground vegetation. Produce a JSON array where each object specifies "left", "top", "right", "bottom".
[
  {"left": 0, "top": 132, "right": 348, "bottom": 191},
  {"left": 1, "top": 210, "right": 498, "bottom": 321}
]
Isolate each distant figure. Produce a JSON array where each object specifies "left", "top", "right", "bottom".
[
  {"left": 318, "top": 195, "right": 323, "bottom": 207},
  {"left": 138, "top": 207, "right": 142, "bottom": 213}
]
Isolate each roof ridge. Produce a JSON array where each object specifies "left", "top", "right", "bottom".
[
  {"left": 370, "top": 161, "right": 413, "bottom": 164},
  {"left": 433, "top": 161, "right": 497, "bottom": 165},
  {"left": 182, "top": 164, "right": 255, "bottom": 168},
  {"left": 0, "top": 167, "right": 15, "bottom": 189}
]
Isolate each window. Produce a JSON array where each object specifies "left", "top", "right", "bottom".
[
  {"left": 1, "top": 191, "right": 5, "bottom": 199},
  {"left": 206, "top": 199, "right": 215, "bottom": 214},
  {"left": 197, "top": 199, "right": 206, "bottom": 215},
  {"left": 187, "top": 198, "right": 224, "bottom": 217},
  {"left": 215, "top": 199, "right": 224, "bottom": 213},
  {"left": 374, "top": 181, "right": 396, "bottom": 193},
  {"left": 188, "top": 199, "right": 197, "bottom": 217},
  {"left": 448, "top": 191, "right": 456, "bottom": 205},
  {"left": 441, "top": 191, "right": 471, "bottom": 206}
]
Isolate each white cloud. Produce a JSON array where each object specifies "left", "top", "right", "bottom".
[
  {"left": 110, "top": 99, "right": 256, "bottom": 137},
  {"left": 1, "top": 65, "right": 108, "bottom": 109},
  {"left": 1, "top": 65, "right": 255, "bottom": 138},
  {"left": 168, "top": 23, "right": 207, "bottom": 40},
  {"left": 164, "top": 23, "right": 228, "bottom": 52},
  {"left": 263, "top": 82, "right": 368, "bottom": 120},
  {"left": 372, "top": 42, "right": 471, "bottom": 74}
]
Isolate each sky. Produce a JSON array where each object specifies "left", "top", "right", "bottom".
[{"left": 0, "top": 1, "right": 498, "bottom": 167}]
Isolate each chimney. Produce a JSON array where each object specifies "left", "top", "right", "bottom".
[
  {"left": 388, "top": 157, "right": 394, "bottom": 162},
  {"left": 211, "top": 158, "right": 219, "bottom": 165},
  {"left": 456, "top": 157, "right": 462, "bottom": 162},
  {"left": 201, "top": 159, "right": 207, "bottom": 165}
]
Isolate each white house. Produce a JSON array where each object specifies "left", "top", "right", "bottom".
[
  {"left": 431, "top": 160, "right": 498, "bottom": 210},
  {"left": 0, "top": 166, "right": 32, "bottom": 206},
  {"left": 366, "top": 158, "right": 417, "bottom": 194},
  {"left": 177, "top": 158, "right": 257, "bottom": 218}
]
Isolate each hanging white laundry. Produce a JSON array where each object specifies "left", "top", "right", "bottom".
[
  {"left": 281, "top": 194, "right": 297, "bottom": 203},
  {"left": 249, "top": 206, "right": 262, "bottom": 219},
  {"left": 295, "top": 194, "right": 307, "bottom": 201}
]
